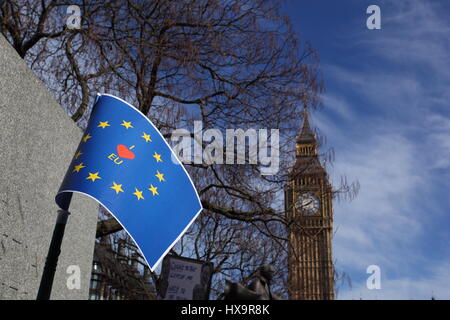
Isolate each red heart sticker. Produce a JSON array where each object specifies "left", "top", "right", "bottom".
[{"left": 117, "top": 144, "right": 135, "bottom": 159}]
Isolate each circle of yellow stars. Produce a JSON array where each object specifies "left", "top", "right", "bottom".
[{"left": 72, "top": 120, "right": 167, "bottom": 201}]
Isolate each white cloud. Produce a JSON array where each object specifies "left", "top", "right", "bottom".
[
  {"left": 338, "top": 261, "right": 450, "bottom": 300},
  {"left": 321, "top": 94, "right": 353, "bottom": 121},
  {"left": 332, "top": 133, "right": 424, "bottom": 269},
  {"left": 314, "top": 0, "right": 450, "bottom": 299},
  {"left": 425, "top": 113, "right": 450, "bottom": 170}
]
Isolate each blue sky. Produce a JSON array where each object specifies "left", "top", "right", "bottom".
[{"left": 284, "top": 0, "right": 450, "bottom": 299}]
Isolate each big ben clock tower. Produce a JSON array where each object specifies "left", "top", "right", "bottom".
[{"left": 285, "top": 107, "right": 334, "bottom": 300}]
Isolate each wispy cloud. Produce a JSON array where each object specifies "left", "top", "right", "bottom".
[
  {"left": 339, "top": 261, "right": 450, "bottom": 300},
  {"left": 313, "top": 0, "right": 450, "bottom": 299},
  {"left": 425, "top": 113, "right": 450, "bottom": 170}
]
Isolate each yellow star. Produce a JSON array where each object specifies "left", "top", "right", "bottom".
[
  {"left": 153, "top": 152, "right": 162, "bottom": 162},
  {"left": 133, "top": 188, "right": 144, "bottom": 200},
  {"left": 121, "top": 120, "right": 133, "bottom": 129},
  {"left": 74, "top": 151, "right": 83, "bottom": 159},
  {"left": 73, "top": 162, "right": 85, "bottom": 173},
  {"left": 148, "top": 184, "right": 159, "bottom": 196},
  {"left": 98, "top": 121, "right": 110, "bottom": 129},
  {"left": 86, "top": 172, "right": 101, "bottom": 182},
  {"left": 82, "top": 134, "right": 92, "bottom": 143},
  {"left": 111, "top": 182, "right": 124, "bottom": 194},
  {"left": 155, "top": 171, "right": 165, "bottom": 182},
  {"left": 141, "top": 132, "right": 152, "bottom": 142}
]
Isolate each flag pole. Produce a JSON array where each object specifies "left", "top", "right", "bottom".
[{"left": 36, "top": 194, "right": 72, "bottom": 300}]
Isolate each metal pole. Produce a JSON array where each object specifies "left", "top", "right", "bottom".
[{"left": 36, "top": 209, "right": 71, "bottom": 300}]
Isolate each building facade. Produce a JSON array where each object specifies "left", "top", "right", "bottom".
[
  {"left": 285, "top": 109, "right": 334, "bottom": 300},
  {"left": 89, "top": 239, "right": 156, "bottom": 300}
]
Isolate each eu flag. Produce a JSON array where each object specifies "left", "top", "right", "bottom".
[{"left": 56, "top": 94, "right": 202, "bottom": 270}]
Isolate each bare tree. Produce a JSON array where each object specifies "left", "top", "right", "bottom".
[{"left": 1, "top": 0, "right": 357, "bottom": 298}]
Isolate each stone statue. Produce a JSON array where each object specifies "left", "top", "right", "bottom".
[{"left": 223, "top": 264, "right": 281, "bottom": 300}]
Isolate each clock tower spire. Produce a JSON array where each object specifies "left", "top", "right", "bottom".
[
  {"left": 285, "top": 105, "right": 335, "bottom": 300},
  {"left": 296, "top": 106, "right": 317, "bottom": 157}
]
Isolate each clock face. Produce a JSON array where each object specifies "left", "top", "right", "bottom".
[{"left": 295, "top": 193, "right": 320, "bottom": 215}]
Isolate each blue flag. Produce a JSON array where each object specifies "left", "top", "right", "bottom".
[{"left": 56, "top": 94, "right": 202, "bottom": 270}]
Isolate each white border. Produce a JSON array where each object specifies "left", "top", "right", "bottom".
[{"left": 56, "top": 93, "right": 203, "bottom": 271}]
